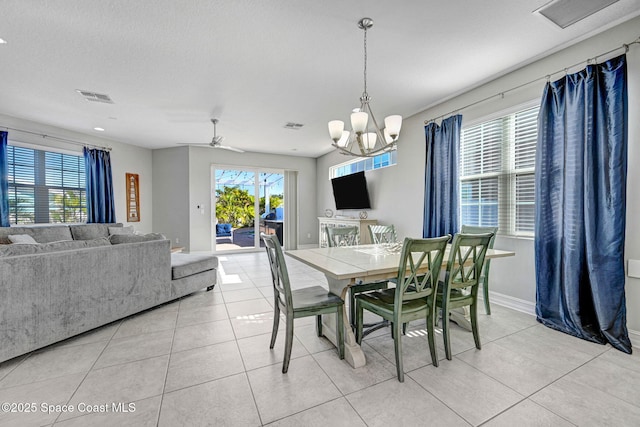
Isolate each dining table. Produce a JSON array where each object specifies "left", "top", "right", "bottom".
[{"left": 286, "top": 243, "right": 516, "bottom": 368}]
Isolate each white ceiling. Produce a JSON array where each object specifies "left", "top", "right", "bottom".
[{"left": 1, "top": 0, "right": 639, "bottom": 158}]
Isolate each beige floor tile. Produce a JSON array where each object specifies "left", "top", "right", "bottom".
[
  {"left": 531, "top": 375, "right": 640, "bottom": 426},
  {"left": 267, "top": 397, "right": 367, "bottom": 426},
  {"left": 347, "top": 376, "right": 468, "bottom": 427},
  {"left": 483, "top": 399, "right": 575, "bottom": 427},
  {"left": 0, "top": 373, "right": 85, "bottom": 427},
  {"left": 409, "top": 358, "right": 524, "bottom": 426},
  {"left": 237, "top": 332, "right": 308, "bottom": 371},
  {"left": 93, "top": 330, "right": 174, "bottom": 369},
  {"left": 247, "top": 355, "right": 341, "bottom": 424},
  {"left": 172, "top": 318, "right": 236, "bottom": 353},
  {"left": 0, "top": 342, "right": 106, "bottom": 389},
  {"left": 159, "top": 373, "right": 261, "bottom": 426},
  {"left": 165, "top": 341, "right": 245, "bottom": 392},
  {"left": 176, "top": 303, "right": 229, "bottom": 328}
]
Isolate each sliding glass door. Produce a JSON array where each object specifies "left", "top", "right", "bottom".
[{"left": 212, "top": 166, "right": 284, "bottom": 252}]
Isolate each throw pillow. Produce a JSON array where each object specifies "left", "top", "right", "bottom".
[
  {"left": 8, "top": 234, "right": 38, "bottom": 244},
  {"left": 108, "top": 226, "right": 134, "bottom": 235}
]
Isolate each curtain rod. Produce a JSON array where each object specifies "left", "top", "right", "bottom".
[
  {"left": 424, "top": 36, "right": 640, "bottom": 124},
  {"left": 1, "top": 125, "right": 112, "bottom": 151}
]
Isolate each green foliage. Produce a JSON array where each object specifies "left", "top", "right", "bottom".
[
  {"left": 49, "top": 190, "right": 86, "bottom": 223},
  {"left": 215, "top": 187, "right": 255, "bottom": 228}
]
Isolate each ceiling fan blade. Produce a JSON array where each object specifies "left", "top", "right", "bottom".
[
  {"left": 218, "top": 145, "right": 245, "bottom": 153},
  {"left": 176, "top": 142, "right": 212, "bottom": 146}
]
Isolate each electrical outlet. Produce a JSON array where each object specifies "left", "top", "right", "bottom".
[
  {"left": 307, "top": 233, "right": 311, "bottom": 239},
  {"left": 175, "top": 238, "right": 180, "bottom": 244}
]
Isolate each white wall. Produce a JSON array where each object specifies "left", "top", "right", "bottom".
[
  {"left": 317, "top": 16, "right": 640, "bottom": 331},
  {"left": 151, "top": 146, "right": 317, "bottom": 253},
  {"left": 152, "top": 147, "right": 190, "bottom": 247},
  {"left": 0, "top": 113, "right": 154, "bottom": 232}
]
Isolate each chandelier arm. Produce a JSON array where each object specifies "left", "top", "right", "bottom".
[{"left": 363, "top": 24, "right": 368, "bottom": 96}]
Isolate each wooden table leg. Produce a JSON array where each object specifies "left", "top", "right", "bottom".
[{"left": 320, "top": 276, "right": 366, "bottom": 368}]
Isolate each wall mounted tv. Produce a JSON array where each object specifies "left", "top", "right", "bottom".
[{"left": 331, "top": 171, "right": 371, "bottom": 210}]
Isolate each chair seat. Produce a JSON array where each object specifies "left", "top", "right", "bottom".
[
  {"left": 358, "top": 288, "right": 433, "bottom": 315},
  {"left": 292, "top": 286, "right": 343, "bottom": 311}
]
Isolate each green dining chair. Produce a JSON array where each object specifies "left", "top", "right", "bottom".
[
  {"left": 261, "top": 233, "right": 344, "bottom": 373},
  {"left": 355, "top": 235, "right": 450, "bottom": 382},
  {"left": 436, "top": 232, "right": 493, "bottom": 360},
  {"left": 460, "top": 225, "right": 498, "bottom": 315},
  {"left": 326, "top": 226, "right": 390, "bottom": 334},
  {"left": 368, "top": 224, "right": 398, "bottom": 245}
]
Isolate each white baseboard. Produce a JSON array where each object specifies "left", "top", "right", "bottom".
[{"left": 481, "top": 291, "right": 536, "bottom": 316}]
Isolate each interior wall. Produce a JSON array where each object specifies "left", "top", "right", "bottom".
[
  {"left": 187, "top": 146, "right": 317, "bottom": 252},
  {"left": 0, "top": 113, "right": 154, "bottom": 233},
  {"left": 317, "top": 16, "right": 640, "bottom": 332},
  {"left": 152, "top": 147, "right": 190, "bottom": 248}
]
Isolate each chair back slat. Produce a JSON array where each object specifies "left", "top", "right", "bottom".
[
  {"left": 368, "top": 224, "right": 398, "bottom": 244},
  {"left": 326, "top": 226, "right": 359, "bottom": 247},
  {"left": 395, "top": 235, "right": 450, "bottom": 306},
  {"left": 261, "top": 233, "right": 293, "bottom": 312},
  {"left": 445, "top": 233, "right": 493, "bottom": 291}
]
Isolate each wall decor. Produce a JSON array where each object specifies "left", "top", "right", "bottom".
[{"left": 126, "top": 173, "right": 140, "bottom": 222}]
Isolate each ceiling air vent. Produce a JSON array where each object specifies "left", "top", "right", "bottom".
[
  {"left": 284, "top": 122, "right": 304, "bottom": 130},
  {"left": 76, "top": 90, "right": 114, "bottom": 104},
  {"left": 534, "top": 0, "right": 619, "bottom": 29}
]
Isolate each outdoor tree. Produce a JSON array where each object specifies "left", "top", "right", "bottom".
[{"left": 215, "top": 187, "right": 255, "bottom": 228}]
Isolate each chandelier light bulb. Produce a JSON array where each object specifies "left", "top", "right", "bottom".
[
  {"left": 337, "top": 131, "right": 350, "bottom": 147},
  {"left": 363, "top": 132, "right": 377, "bottom": 149},
  {"left": 384, "top": 115, "right": 402, "bottom": 139},
  {"left": 328, "top": 120, "right": 345, "bottom": 142},
  {"left": 351, "top": 112, "right": 368, "bottom": 134}
]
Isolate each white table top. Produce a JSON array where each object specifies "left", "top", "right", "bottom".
[{"left": 286, "top": 244, "right": 515, "bottom": 283}]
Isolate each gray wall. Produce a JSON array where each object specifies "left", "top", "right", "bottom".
[
  {"left": 317, "top": 16, "right": 640, "bottom": 333},
  {"left": 152, "top": 147, "right": 190, "bottom": 248},
  {"left": 152, "top": 145, "right": 317, "bottom": 252},
  {"left": 0, "top": 113, "right": 154, "bottom": 233}
]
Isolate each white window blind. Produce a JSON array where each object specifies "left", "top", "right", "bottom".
[
  {"left": 460, "top": 105, "right": 538, "bottom": 237},
  {"left": 7, "top": 145, "right": 87, "bottom": 224}
]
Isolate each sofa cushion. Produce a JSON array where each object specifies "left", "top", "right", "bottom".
[
  {"left": 70, "top": 224, "right": 108, "bottom": 240},
  {"left": 108, "top": 226, "right": 134, "bottom": 235},
  {"left": 171, "top": 253, "right": 218, "bottom": 280},
  {"left": 109, "top": 233, "right": 166, "bottom": 245},
  {"left": 29, "top": 225, "right": 74, "bottom": 243},
  {"left": 8, "top": 234, "right": 38, "bottom": 244},
  {"left": 216, "top": 223, "right": 232, "bottom": 236},
  {"left": 0, "top": 237, "right": 111, "bottom": 256}
]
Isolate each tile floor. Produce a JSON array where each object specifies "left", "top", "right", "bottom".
[{"left": 1, "top": 252, "right": 640, "bottom": 426}]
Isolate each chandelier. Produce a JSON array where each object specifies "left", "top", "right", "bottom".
[{"left": 328, "top": 18, "right": 402, "bottom": 157}]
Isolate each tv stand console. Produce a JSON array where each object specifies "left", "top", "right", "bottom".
[{"left": 318, "top": 217, "right": 377, "bottom": 248}]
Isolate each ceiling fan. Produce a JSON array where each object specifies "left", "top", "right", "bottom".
[{"left": 180, "top": 119, "right": 244, "bottom": 153}]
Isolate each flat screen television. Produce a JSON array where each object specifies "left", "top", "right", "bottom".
[{"left": 331, "top": 171, "right": 371, "bottom": 210}]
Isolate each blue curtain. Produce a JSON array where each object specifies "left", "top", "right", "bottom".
[
  {"left": 423, "top": 115, "right": 462, "bottom": 238},
  {"left": 84, "top": 147, "right": 116, "bottom": 223},
  {"left": 535, "top": 54, "right": 630, "bottom": 353},
  {"left": 0, "top": 131, "right": 9, "bottom": 227}
]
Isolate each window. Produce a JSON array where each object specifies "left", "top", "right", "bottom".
[
  {"left": 460, "top": 105, "right": 538, "bottom": 237},
  {"left": 7, "top": 145, "right": 87, "bottom": 224},
  {"left": 329, "top": 150, "right": 397, "bottom": 179}
]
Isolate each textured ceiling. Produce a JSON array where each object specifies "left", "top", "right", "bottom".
[{"left": 1, "top": 0, "right": 639, "bottom": 157}]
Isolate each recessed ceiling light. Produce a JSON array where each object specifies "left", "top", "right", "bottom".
[
  {"left": 0, "top": 38, "right": 7, "bottom": 44},
  {"left": 94, "top": 127, "right": 105, "bottom": 132}
]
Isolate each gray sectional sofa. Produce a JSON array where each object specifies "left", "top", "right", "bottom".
[{"left": 0, "top": 223, "right": 217, "bottom": 363}]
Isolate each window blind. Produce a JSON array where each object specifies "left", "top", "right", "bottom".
[
  {"left": 460, "top": 105, "right": 538, "bottom": 236},
  {"left": 7, "top": 145, "right": 87, "bottom": 224}
]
